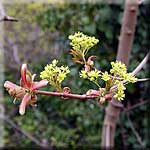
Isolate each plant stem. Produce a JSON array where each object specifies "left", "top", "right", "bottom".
[{"left": 35, "top": 90, "right": 98, "bottom": 100}]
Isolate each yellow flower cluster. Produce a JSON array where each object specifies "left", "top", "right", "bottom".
[
  {"left": 110, "top": 61, "right": 137, "bottom": 100},
  {"left": 80, "top": 70, "right": 101, "bottom": 81},
  {"left": 101, "top": 71, "right": 111, "bottom": 81},
  {"left": 110, "top": 61, "right": 137, "bottom": 83},
  {"left": 40, "top": 59, "right": 70, "bottom": 91},
  {"left": 114, "top": 81, "right": 126, "bottom": 101},
  {"left": 80, "top": 69, "right": 101, "bottom": 87},
  {"left": 69, "top": 32, "right": 99, "bottom": 54}
]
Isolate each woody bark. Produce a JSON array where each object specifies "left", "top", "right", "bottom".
[{"left": 101, "top": 0, "right": 139, "bottom": 148}]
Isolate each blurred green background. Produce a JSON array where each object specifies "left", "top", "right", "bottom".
[{"left": 2, "top": 1, "right": 149, "bottom": 149}]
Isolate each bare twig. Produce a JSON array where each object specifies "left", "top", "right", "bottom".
[
  {"left": 132, "top": 52, "right": 149, "bottom": 75},
  {"left": 124, "top": 99, "right": 148, "bottom": 112},
  {"left": 126, "top": 113, "right": 145, "bottom": 148},
  {"left": 138, "top": 0, "right": 147, "bottom": 4},
  {"left": 137, "top": 78, "right": 150, "bottom": 82},
  {"left": 0, "top": 115, "right": 49, "bottom": 148},
  {"left": 36, "top": 90, "right": 97, "bottom": 100},
  {"left": 0, "top": 16, "right": 18, "bottom": 22},
  {"left": 0, "top": 3, "right": 18, "bottom": 22},
  {"left": 120, "top": 112, "right": 127, "bottom": 150}
]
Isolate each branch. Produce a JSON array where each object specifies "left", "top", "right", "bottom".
[
  {"left": 0, "top": 3, "right": 18, "bottom": 22},
  {"left": 36, "top": 90, "right": 97, "bottom": 100},
  {"left": 0, "top": 15, "right": 18, "bottom": 22},
  {"left": 137, "top": 78, "right": 150, "bottom": 82},
  {"left": 124, "top": 99, "right": 148, "bottom": 112},
  {"left": 102, "top": 0, "right": 139, "bottom": 148},
  {"left": 120, "top": 112, "right": 127, "bottom": 150},
  {"left": 126, "top": 113, "right": 145, "bottom": 148},
  {"left": 132, "top": 51, "right": 149, "bottom": 75},
  {"left": 0, "top": 115, "right": 49, "bottom": 148},
  {"left": 138, "top": 0, "right": 147, "bottom": 4}
]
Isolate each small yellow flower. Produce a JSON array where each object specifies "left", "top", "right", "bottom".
[
  {"left": 40, "top": 59, "right": 70, "bottom": 91},
  {"left": 88, "top": 70, "right": 101, "bottom": 78},
  {"left": 123, "top": 73, "right": 137, "bottom": 83},
  {"left": 110, "top": 61, "right": 127, "bottom": 76},
  {"left": 69, "top": 32, "right": 99, "bottom": 53},
  {"left": 114, "top": 82, "right": 126, "bottom": 101},
  {"left": 80, "top": 70, "right": 88, "bottom": 79},
  {"left": 102, "top": 71, "right": 111, "bottom": 81}
]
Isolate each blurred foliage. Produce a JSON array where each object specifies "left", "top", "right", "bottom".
[{"left": 3, "top": 1, "right": 149, "bottom": 149}]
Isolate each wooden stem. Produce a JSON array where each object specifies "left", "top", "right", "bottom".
[{"left": 101, "top": 0, "right": 139, "bottom": 148}]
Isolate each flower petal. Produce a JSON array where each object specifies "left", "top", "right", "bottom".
[
  {"left": 19, "top": 94, "right": 31, "bottom": 115},
  {"left": 21, "top": 64, "right": 28, "bottom": 87},
  {"left": 4, "top": 81, "right": 17, "bottom": 89},
  {"left": 31, "top": 80, "right": 48, "bottom": 90},
  {"left": 32, "top": 74, "right": 36, "bottom": 82},
  {"left": 21, "top": 64, "right": 33, "bottom": 88}
]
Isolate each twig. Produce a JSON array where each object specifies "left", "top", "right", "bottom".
[
  {"left": 0, "top": 3, "right": 18, "bottom": 22},
  {"left": 124, "top": 99, "right": 148, "bottom": 112},
  {"left": 0, "top": 16, "right": 18, "bottom": 22},
  {"left": 126, "top": 113, "right": 145, "bottom": 148},
  {"left": 137, "top": 78, "right": 150, "bottom": 82},
  {"left": 0, "top": 115, "right": 49, "bottom": 148},
  {"left": 36, "top": 90, "right": 97, "bottom": 100},
  {"left": 132, "top": 51, "right": 149, "bottom": 75},
  {"left": 139, "top": 0, "right": 147, "bottom": 4},
  {"left": 120, "top": 112, "right": 127, "bottom": 150}
]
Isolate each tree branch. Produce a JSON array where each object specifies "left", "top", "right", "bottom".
[
  {"left": 0, "top": 115, "right": 49, "bottom": 148},
  {"left": 126, "top": 113, "right": 145, "bottom": 148},
  {"left": 124, "top": 99, "right": 148, "bottom": 112},
  {"left": 102, "top": 0, "right": 139, "bottom": 148},
  {"left": 0, "top": 3, "right": 18, "bottom": 22},
  {"left": 137, "top": 78, "right": 150, "bottom": 82},
  {"left": 36, "top": 90, "right": 97, "bottom": 100},
  {"left": 132, "top": 51, "right": 149, "bottom": 75}
]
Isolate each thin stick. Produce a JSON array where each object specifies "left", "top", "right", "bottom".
[
  {"left": 132, "top": 52, "right": 149, "bottom": 75},
  {"left": 137, "top": 78, "right": 150, "bottom": 82},
  {"left": 0, "top": 115, "right": 49, "bottom": 148},
  {"left": 124, "top": 99, "right": 148, "bottom": 112},
  {"left": 0, "top": 3, "right": 18, "bottom": 22},
  {"left": 126, "top": 113, "right": 145, "bottom": 148},
  {"left": 35, "top": 90, "right": 97, "bottom": 100}
]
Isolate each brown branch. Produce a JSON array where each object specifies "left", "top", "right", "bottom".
[
  {"left": 124, "top": 99, "right": 148, "bottom": 112},
  {"left": 102, "top": 0, "right": 139, "bottom": 148},
  {"left": 0, "top": 115, "right": 49, "bottom": 148},
  {"left": 132, "top": 51, "right": 150, "bottom": 75},
  {"left": 120, "top": 112, "right": 127, "bottom": 150},
  {"left": 36, "top": 90, "right": 97, "bottom": 100},
  {"left": 139, "top": 0, "right": 147, "bottom": 4},
  {"left": 126, "top": 113, "right": 146, "bottom": 148},
  {"left": 0, "top": 3, "right": 18, "bottom": 22},
  {"left": 137, "top": 78, "right": 150, "bottom": 82},
  {"left": 0, "top": 16, "right": 18, "bottom": 22}
]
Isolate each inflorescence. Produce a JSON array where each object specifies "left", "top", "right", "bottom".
[{"left": 4, "top": 31, "right": 139, "bottom": 115}]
